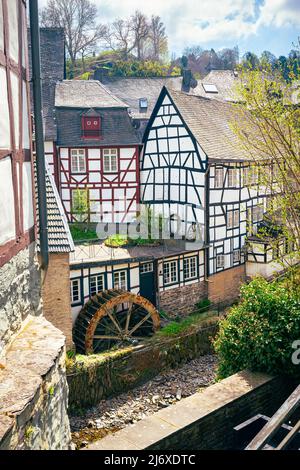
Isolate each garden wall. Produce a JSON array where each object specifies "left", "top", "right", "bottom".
[
  {"left": 67, "top": 320, "right": 218, "bottom": 410},
  {"left": 87, "top": 371, "right": 296, "bottom": 451}
]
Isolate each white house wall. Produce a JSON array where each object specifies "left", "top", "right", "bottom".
[
  {"left": 59, "top": 146, "right": 139, "bottom": 224},
  {"left": 141, "top": 93, "right": 207, "bottom": 235}
]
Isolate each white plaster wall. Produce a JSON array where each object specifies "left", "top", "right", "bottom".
[{"left": 0, "top": 157, "right": 16, "bottom": 244}]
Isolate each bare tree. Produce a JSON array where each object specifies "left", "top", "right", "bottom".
[
  {"left": 148, "top": 15, "right": 168, "bottom": 61},
  {"left": 130, "top": 10, "right": 149, "bottom": 61},
  {"left": 40, "top": 0, "right": 106, "bottom": 74},
  {"left": 103, "top": 19, "right": 136, "bottom": 59}
]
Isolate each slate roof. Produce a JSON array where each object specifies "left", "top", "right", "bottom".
[
  {"left": 99, "top": 76, "right": 184, "bottom": 119},
  {"left": 55, "top": 80, "right": 128, "bottom": 108},
  {"left": 56, "top": 107, "right": 140, "bottom": 147},
  {"left": 166, "top": 88, "right": 253, "bottom": 162},
  {"left": 35, "top": 163, "right": 74, "bottom": 253},
  {"left": 28, "top": 28, "right": 65, "bottom": 141},
  {"left": 193, "top": 70, "right": 241, "bottom": 102}
]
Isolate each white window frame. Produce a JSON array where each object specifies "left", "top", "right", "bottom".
[
  {"left": 228, "top": 168, "right": 238, "bottom": 187},
  {"left": 227, "top": 209, "right": 239, "bottom": 229},
  {"left": 233, "top": 249, "right": 241, "bottom": 263},
  {"left": 163, "top": 260, "right": 178, "bottom": 285},
  {"left": 183, "top": 256, "right": 197, "bottom": 280},
  {"left": 140, "top": 262, "right": 154, "bottom": 273},
  {"left": 216, "top": 254, "right": 225, "bottom": 269},
  {"left": 71, "top": 279, "right": 81, "bottom": 304},
  {"left": 103, "top": 148, "right": 118, "bottom": 173},
  {"left": 90, "top": 274, "right": 105, "bottom": 296},
  {"left": 113, "top": 270, "right": 127, "bottom": 290},
  {"left": 215, "top": 168, "right": 224, "bottom": 188},
  {"left": 71, "top": 149, "right": 86, "bottom": 173}
]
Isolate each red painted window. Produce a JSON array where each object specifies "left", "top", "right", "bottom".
[{"left": 82, "top": 116, "right": 101, "bottom": 139}]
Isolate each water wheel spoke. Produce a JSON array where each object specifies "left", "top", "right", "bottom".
[
  {"left": 125, "top": 302, "right": 134, "bottom": 334},
  {"left": 128, "top": 312, "right": 152, "bottom": 336},
  {"left": 105, "top": 307, "right": 123, "bottom": 334},
  {"left": 96, "top": 319, "right": 119, "bottom": 335},
  {"left": 93, "top": 335, "right": 121, "bottom": 340}
]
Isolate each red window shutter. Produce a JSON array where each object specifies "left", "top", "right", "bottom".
[{"left": 82, "top": 116, "right": 101, "bottom": 139}]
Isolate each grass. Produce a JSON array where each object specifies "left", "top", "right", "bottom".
[
  {"left": 156, "top": 311, "right": 218, "bottom": 337},
  {"left": 69, "top": 225, "right": 97, "bottom": 241},
  {"left": 104, "top": 234, "right": 159, "bottom": 248}
]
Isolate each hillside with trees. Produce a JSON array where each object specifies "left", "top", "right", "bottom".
[{"left": 40, "top": 0, "right": 300, "bottom": 82}]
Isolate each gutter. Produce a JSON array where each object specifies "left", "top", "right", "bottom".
[{"left": 29, "top": 0, "right": 49, "bottom": 270}]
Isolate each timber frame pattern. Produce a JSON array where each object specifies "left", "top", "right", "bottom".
[{"left": 0, "top": 0, "right": 35, "bottom": 268}]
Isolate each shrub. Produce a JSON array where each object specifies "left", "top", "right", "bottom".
[
  {"left": 195, "top": 298, "right": 211, "bottom": 312},
  {"left": 214, "top": 276, "right": 300, "bottom": 379}
]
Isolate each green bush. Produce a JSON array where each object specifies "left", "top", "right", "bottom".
[
  {"left": 195, "top": 298, "right": 211, "bottom": 312},
  {"left": 214, "top": 277, "right": 300, "bottom": 379}
]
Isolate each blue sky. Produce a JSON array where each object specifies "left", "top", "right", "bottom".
[{"left": 39, "top": 0, "right": 300, "bottom": 59}]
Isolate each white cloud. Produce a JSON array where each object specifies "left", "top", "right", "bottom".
[{"left": 37, "top": 0, "right": 300, "bottom": 52}]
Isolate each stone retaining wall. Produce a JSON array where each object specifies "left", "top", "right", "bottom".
[
  {"left": 67, "top": 320, "right": 218, "bottom": 410},
  {"left": 0, "top": 317, "right": 72, "bottom": 450},
  {"left": 87, "top": 371, "right": 296, "bottom": 451}
]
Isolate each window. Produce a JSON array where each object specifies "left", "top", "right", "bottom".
[
  {"left": 139, "top": 98, "right": 148, "bottom": 110},
  {"left": 71, "top": 149, "right": 86, "bottom": 173},
  {"left": 183, "top": 257, "right": 197, "bottom": 280},
  {"left": 90, "top": 274, "right": 105, "bottom": 296},
  {"left": 228, "top": 168, "right": 238, "bottom": 187},
  {"left": 82, "top": 116, "right": 101, "bottom": 139},
  {"left": 227, "top": 209, "right": 239, "bottom": 229},
  {"left": 216, "top": 254, "right": 225, "bottom": 268},
  {"left": 140, "top": 263, "right": 153, "bottom": 273},
  {"left": 113, "top": 270, "right": 127, "bottom": 290},
  {"left": 243, "top": 166, "right": 258, "bottom": 186},
  {"left": 202, "top": 83, "right": 218, "bottom": 93},
  {"left": 103, "top": 148, "right": 118, "bottom": 173},
  {"left": 215, "top": 168, "right": 224, "bottom": 188},
  {"left": 233, "top": 249, "right": 241, "bottom": 263},
  {"left": 163, "top": 260, "right": 178, "bottom": 285},
  {"left": 252, "top": 205, "right": 264, "bottom": 223},
  {"left": 71, "top": 279, "right": 81, "bottom": 303}
]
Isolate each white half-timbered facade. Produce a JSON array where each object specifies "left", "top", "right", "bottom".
[
  {"left": 141, "top": 87, "right": 287, "bottom": 281},
  {"left": 141, "top": 89, "right": 207, "bottom": 238},
  {"left": 53, "top": 81, "right": 141, "bottom": 224}
]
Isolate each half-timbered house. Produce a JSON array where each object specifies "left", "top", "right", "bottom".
[
  {"left": 141, "top": 86, "right": 291, "bottom": 304},
  {"left": 54, "top": 80, "right": 141, "bottom": 224}
]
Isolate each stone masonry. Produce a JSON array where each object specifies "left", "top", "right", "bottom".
[
  {"left": 0, "top": 316, "right": 72, "bottom": 450},
  {"left": 208, "top": 264, "right": 246, "bottom": 305},
  {"left": 0, "top": 244, "right": 42, "bottom": 351},
  {"left": 159, "top": 280, "right": 208, "bottom": 317},
  {"left": 42, "top": 252, "right": 74, "bottom": 350}
]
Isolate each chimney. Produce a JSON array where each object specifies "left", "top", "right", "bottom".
[
  {"left": 181, "top": 69, "right": 198, "bottom": 93},
  {"left": 94, "top": 67, "right": 109, "bottom": 83}
]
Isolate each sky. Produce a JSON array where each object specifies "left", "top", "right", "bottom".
[{"left": 38, "top": 0, "right": 300, "bottom": 59}]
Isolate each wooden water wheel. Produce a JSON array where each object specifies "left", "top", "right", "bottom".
[{"left": 73, "top": 289, "right": 160, "bottom": 354}]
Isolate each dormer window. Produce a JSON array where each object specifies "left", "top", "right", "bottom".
[
  {"left": 82, "top": 115, "right": 101, "bottom": 139},
  {"left": 139, "top": 98, "right": 148, "bottom": 112}
]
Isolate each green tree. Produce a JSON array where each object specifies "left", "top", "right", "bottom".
[
  {"left": 71, "top": 189, "right": 90, "bottom": 224},
  {"left": 214, "top": 277, "right": 300, "bottom": 379},
  {"left": 231, "top": 66, "right": 300, "bottom": 269}
]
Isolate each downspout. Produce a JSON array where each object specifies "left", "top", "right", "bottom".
[{"left": 29, "top": 0, "right": 49, "bottom": 271}]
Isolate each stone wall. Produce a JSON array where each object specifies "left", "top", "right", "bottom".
[
  {"left": 67, "top": 319, "right": 218, "bottom": 410},
  {"left": 87, "top": 371, "right": 296, "bottom": 450},
  {"left": 159, "top": 281, "right": 208, "bottom": 317},
  {"left": 208, "top": 264, "right": 246, "bottom": 305},
  {"left": 0, "top": 244, "right": 42, "bottom": 351},
  {"left": 0, "top": 316, "right": 72, "bottom": 450},
  {"left": 42, "top": 252, "right": 73, "bottom": 350}
]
